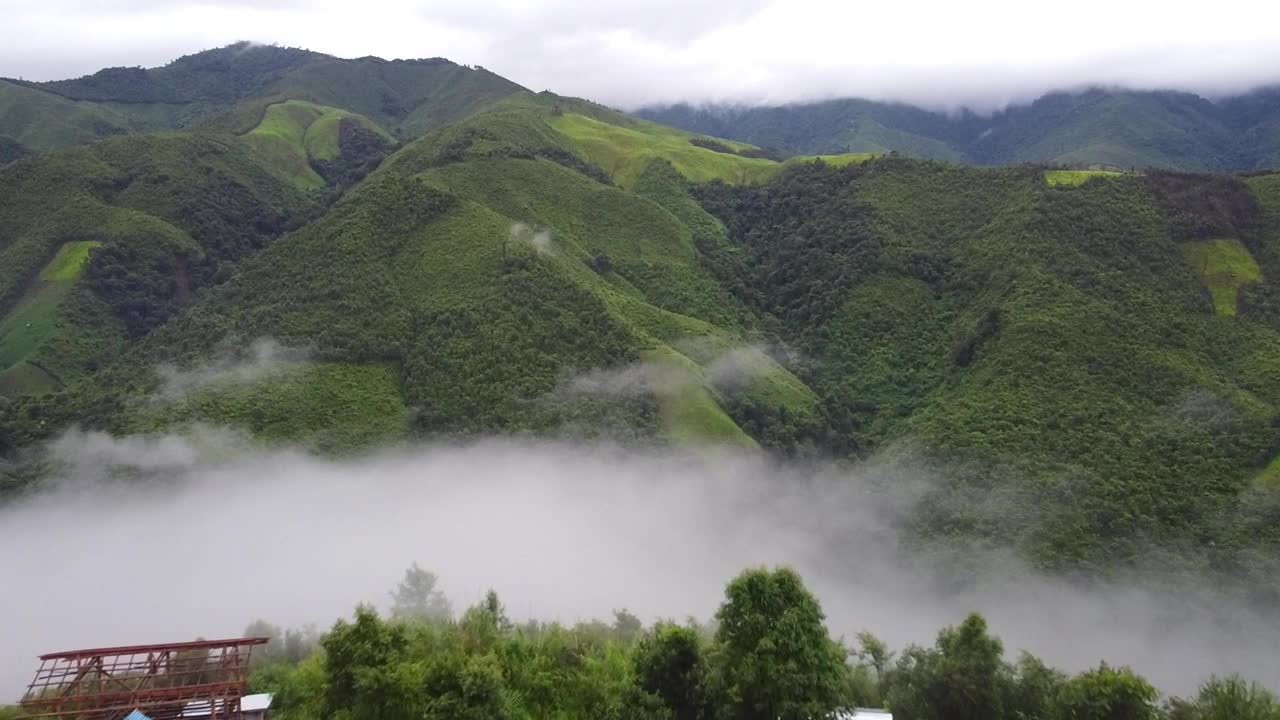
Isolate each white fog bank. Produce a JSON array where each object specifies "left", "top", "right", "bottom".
[{"left": 1, "top": 431, "right": 1276, "bottom": 699}]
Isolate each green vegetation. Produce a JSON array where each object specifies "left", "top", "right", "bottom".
[
  {"left": 0, "top": 131, "right": 316, "bottom": 402},
  {"left": 786, "top": 152, "right": 877, "bottom": 167},
  {"left": 640, "top": 87, "right": 1280, "bottom": 171},
  {"left": 243, "top": 100, "right": 395, "bottom": 189},
  {"left": 136, "top": 362, "right": 408, "bottom": 452},
  {"left": 696, "top": 157, "right": 1280, "bottom": 583},
  {"left": 549, "top": 113, "right": 779, "bottom": 187},
  {"left": 1180, "top": 238, "right": 1261, "bottom": 316},
  {"left": 0, "top": 80, "right": 138, "bottom": 151},
  {"left": 0, "top": 243, "right": 98, "bottom": 365},
  {"left": 229, "top": 564, "right": 1277, "bottom": 720},
  {"left": 3, "top": 83, "right": 1280, "bottom": 591},
  {"left": 1044, "top": 169, "right": 1124, "bottom": 186},
  {"left": 0, "top": 43, "right": 524, "bottom": 152}
]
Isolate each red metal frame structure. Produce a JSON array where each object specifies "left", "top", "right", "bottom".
[{"left": 20, "top": 637, "right": 269, "bottom": 720}]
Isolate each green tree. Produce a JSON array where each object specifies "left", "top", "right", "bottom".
[
  {"left": 1180, "top": 675, "right": 1280, "bottom": 720},
  {"left": 634, "top": 622, "right": 708, "bottom": 720},
  {"left": 614, "top": 608, "right": 645, "bottom": 644},
  {"left": 886, "top": 613, "right": 1011, "bottom": 720},
  {"left": 856, "top": 630, "right": 894, "bottom": 697},
  {"left": 422, "top": 652, "right": 513, "bottom": 720},
  {"left": 389, "top": 563, "right": 452, "bottom": 620},
  {"left": 710, "top": 566, "right": 848, "bottom": 720},
  {"left": 321, "top": 605, "right": 410, "bottom": 717},
  {"left": 1009, "top": 652, "right": 1066, "bottom": 720},
  {"left": 1053, "top": 663, "right": 1158, "bottom": 720}
]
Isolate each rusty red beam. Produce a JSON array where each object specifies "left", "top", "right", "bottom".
[
  {"left": 39, "top": 637, "right": 268, "bottom": 661},
  {"left": 22, "top": 637, "right": 266, "bottom": 720}
]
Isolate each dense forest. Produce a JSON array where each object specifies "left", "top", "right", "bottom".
[{"left": 6, "top": 564, "right": 1273, "bottom": 720}]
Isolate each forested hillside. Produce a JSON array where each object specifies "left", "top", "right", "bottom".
[{"left": 639, "top": 87, "right": 1280, "bottom": 171}]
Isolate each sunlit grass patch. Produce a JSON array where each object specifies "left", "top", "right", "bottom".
[
  {"left": 0, "top": 241, "right": 100, "bottom": 371},
  {"left": 1180, "top": 238, "right": 1261, "bottom": 316},
  {"left": 1044, "top": 169, "right": 1123, "bottom": 186}
]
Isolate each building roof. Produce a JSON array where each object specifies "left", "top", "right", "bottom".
[
  {"left": 835, "top": 709, "right": 893, "bottom": 720},
  {"left": 179, "top": 694, "right": 272, "bottom": 718},
  {"left": 124, "top": 711, "right": 153, "bottom": 720},
  {"left": 241, "top": 694, "right": 274, "bottom": 712}
]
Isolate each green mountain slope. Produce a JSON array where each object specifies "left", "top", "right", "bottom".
[
  {"left": 2, "top": 94, "right": 826, "bottom": 454},
  {"left": 2, "top": 88, "right": 1280, "bottom": 589},
  {"left": 0, "top": 43, "right": 524, "bottom": 153},
  {"left": 696, "top": 159, "right": 1280, "bottom": 581},
  {"left": 639, "top": 87, "right": 1280, "bottom": 171},
  {"left": 0, "top": 130, "right": 343, "bottom": 402},
  {"left": 0, "top": 79, "right": 138, "bottom": 151}
]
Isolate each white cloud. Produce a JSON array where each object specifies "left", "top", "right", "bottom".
[{"left": 0, "top": 0, "right": 1278, "bottom": 110}]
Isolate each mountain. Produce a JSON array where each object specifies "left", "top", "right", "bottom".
[
  {"left": 638, "top": 87, "right": 1280, "bottom": 171},
  {"left": 2, "top": 49, "right": 1280, "bottom": 591},
  {"left": 0, "top": 42, "right": 525, "bottom": 154}
]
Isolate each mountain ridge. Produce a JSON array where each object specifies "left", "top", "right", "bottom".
[
  {"left": 638, "top": 85, "right": 1280, "bottom": 171},
  {"left": 0, "top": 42, "right": 526, "bottom": 154}
]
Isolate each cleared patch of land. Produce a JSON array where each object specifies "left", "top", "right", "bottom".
[
  {"left": 785, "top": 153, "right": 877, "bottom": 168},
  {"left": 0, "top": 241, "right": 100, "bottom": 372},
  {"left": 1180, "top": 238, "right": 1261, "bottom": 316},
  {"left": 244, "top": 100, "right": 392, "bottom": 189},
  {"left": 549, "top": 113, "right": 779, "bottom": 187},
  {"left": 1044, "top": 169, "right": 1124, "bottom": 186}
]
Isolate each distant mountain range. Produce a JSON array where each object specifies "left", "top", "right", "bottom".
[{"left": 637, "top": 87, "right": 1280, "bottom": 171}]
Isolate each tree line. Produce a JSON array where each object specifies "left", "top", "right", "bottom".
[{"left": 133, "top": 565, "right": 1280, "bottom": 720}]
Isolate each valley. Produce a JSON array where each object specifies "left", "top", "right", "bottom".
[{"left": 1, "top": 39, "right": 1280, "bottom": 719}]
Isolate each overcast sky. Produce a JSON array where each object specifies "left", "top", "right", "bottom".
[{"left": 1, "top": 0, "right": 1279, "bottom": 110}]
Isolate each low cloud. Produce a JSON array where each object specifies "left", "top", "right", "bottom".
[
  {"left": 509, "top": 222, "right": 554, "bottom": 256},
  {"left": 2, "top": 1, "right": 1279, "bottom": 111},
  {"left": 1, "top": 428, "right": 1277, "bottom": 700},
  {"left": 551, "top": 342, "right": 781, "bottom": 399},
  {"left": 156, "top": 338, "right": 310, "bottom": 399}
]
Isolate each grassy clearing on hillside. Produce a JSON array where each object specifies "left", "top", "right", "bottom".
[
  {"left": 244, "top": 100, "right": 392, "bottom": 189},
  {"left": 39, "top": 241, "right": 99, "bottom": 280},
  {"left": 1180, "top": 238, "right": 1261, "bottom": 316},
  {"left": 1044, "top": 169, "right": 1124, "bottom": 186},
  {"left": 141, "top": 362, "right": 409, "bottom": 452},
  {"left": 1258, "top": 453, "right": 1280, "bottom": 488},
  {"left": 0, "top": 361, "right": 58, "bottom": 396},
  {"left": 549, "top": 113, "right": 778, "bottom": 187},
  {"left": 642, "top": 347, "right": 758, "bottom": 448},
  {"left": 0, "top": 241, "right": 99, "bottom": 371},
  {"left": 785, "top": 153, "right": 877, "bottom": 168}
]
